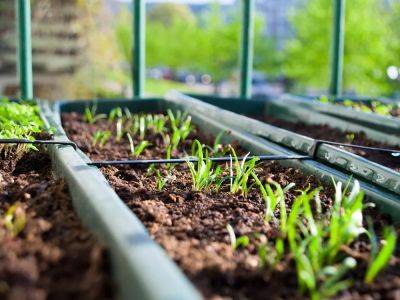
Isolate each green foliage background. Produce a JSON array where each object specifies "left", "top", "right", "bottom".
[
  {"left": 284, "top": 0, "right": 397, "bottom": 95},
  {"left": 69, "top": 1, "right": 400, "bottom": 98}
]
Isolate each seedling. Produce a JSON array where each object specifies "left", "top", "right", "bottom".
[
  {"left": 252, "top": 176, "right": 295, "bottom": 223},
  {"left": 84, "top": 105, "right": 106, "bottom": 124},
  {"left": 186, "top": 140, "right": 222, "bottom": 191},
  {"left": 156, "top": 170, "right": 168, "bottom": 191},
  {"left": 365, "top": 226, "right": 397, "bottom": 284},
  {"left": 0, "top": 99, "right": 45, "bottom": 155},
  {"left": 345, "top": 133, "right": 355, "bottom": 143},
  {"left": 226, "top": 224, "right": 250, "bottom": 250},
  {"left": 168, "top": 109, "right": 193, "bottom": 143},
  {"left": 92, "top": 130, "right": 111, "bottom": 148},
  {"left": 139, "top": 115, "right": 146, "bottom": 140},
  {"left": 109, "top": 107, "right": 123, "bottom": 122},
  {"left": 340, "top": 99, "right": 395, "bottom": 117},
  {"left": 146, "top": 114, "right": 167, "bottom": 135},
  {"left": 3, "top": 203, "right": 26, "bottom": 237},
  {"left": 228, "top": 146, "right": 258, "bottom": 196},
  {"left": 126, "top": 133, "right": 150, "bottom": 157},
  {"left": 116, "top": 118, "right": 125, "bottom": 142},
  {"left": 225, "top": 176, "right": 397, "bottom": 299}
]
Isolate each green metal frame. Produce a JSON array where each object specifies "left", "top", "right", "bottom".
[
  {"left": 133, "top": 0, "right": 145, "bottom": 97},
  {"left": 15, "top": 0, "right": 346, "bottom": 100},
  {"left": 240, "top": 0, "right": 254, "bottom": 99},
  {"left": 16, "top": 0, "right": 33, "bottom": 99},
  {"left": 330, "top": 0, "right": 345, "bottom": 96}
]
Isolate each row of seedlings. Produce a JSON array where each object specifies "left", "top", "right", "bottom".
[
  {"left": 61, "top": 102, "right": 400, "bottom": 299},
  {"left": 279, "top": 95, "right": 400, "bottom": 135},
  {"left": 169, "top": 92, "right": 400, "bottom": 195},
  {"left": 0, "top": 99, "right": 114, "bottom": 299}
]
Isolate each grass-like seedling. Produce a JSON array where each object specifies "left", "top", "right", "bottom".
[
  {"left": 84, "top": 105, "right": 106, "bottom": 124},
  {"left": 342, "top": 99, "right": 395, "bottom": 117},
  {"left": 365, "top": 226, "right": 397, "bottom": 284},
  {"left": 156, "top": 170, "right": 168, "bottom": 191},
  {"left": 92, "top": 130, "right": 111, "bottom": 148},
  {"left": 320, "top": 97, "right": 397, "bottom": 118},
  {"left": 168, "top": 109, "right": 192, "bottom": 143},
  {"left": 227, "top": 179, "right": 397, "bottom": 299},
  {"left": 126, "top": 133, "right": 150, "bottom": 157},
  {"left": 252, "top": 176, "right": 295, "bottom": 223},
  {"left": 186, "top": 140, "right": 222, "bottom": 191},
  {"left": 228, "top": 147, "right": 259, "bottom": 196},
  {"left": 146, "top": 114, "right": 167, "bottom": 135},
  {"left": 226, "top": 224, "right": 250, "bottom": 250},
  {"left": 116, "top": 117, "right": 125, "bottom": 142},
  {"left": 3, "top": 203, "right": 26, "bottom": 237},
  {"left": 0, "top": 99, "right": 45, "bottom": 155},
  {"left": 109, "top": 107, "right": 123, "bottom": 122}
]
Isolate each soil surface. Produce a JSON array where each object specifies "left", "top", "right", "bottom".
[
  {"left": 62, "top": 112, "right": 400, "bottom": 300},
  {"left": 259, "top": 116, "right": 400, "bottom": 172},
  {"left": 0, "top": 150, "right": 114, "bottom": 300}
]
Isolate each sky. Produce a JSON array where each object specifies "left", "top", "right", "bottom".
[{"left": 118, "top": 0, "right": 235, "bottom": 4}]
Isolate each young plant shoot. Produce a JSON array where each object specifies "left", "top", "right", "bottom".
[
  {"left": 84, "top": 105, "right": 106, "bottom": 124},
  {"left": 186, "top": 140, "right": 222, "bottom": 191},
  {"left": 229, "top": 146, "right": 259, "bottom": 196}
]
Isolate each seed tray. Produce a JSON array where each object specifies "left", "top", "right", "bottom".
[
  {"left": 171, "top": 92, "right": 400, "bottom": 196},
  {"left": 279, "top": 94, "right": 400, "bottom": 135}
]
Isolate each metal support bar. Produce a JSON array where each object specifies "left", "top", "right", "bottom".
[
  {"left": 240, "top": 0, "right": 254, "bottom": 99},
  {"left": 330, "top": 0, "right": 345, "bottom": 97},
  {"left": 16, "top": 0, "right": 33, "bottom": 99},
  {"left": 133, "top": 0, "right": 145, "bottom": 98}
]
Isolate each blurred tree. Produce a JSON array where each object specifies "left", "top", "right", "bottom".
[
  {"left": 285, "top": 0, "right": 395, "bottom": 95},
  {"left": 388, "top": 2, "right": 400, "bottom": 93},
  {"left": 114, "top": 3, "right": 278, "bottom": 93},
  {"left": 147, "top": 3, "right": 196, "bottom": 26}
]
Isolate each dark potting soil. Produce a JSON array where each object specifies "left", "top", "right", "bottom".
[
  {"left": 0, "top": 150, "right": 114, "bottom": 300},
  {"left": 257, "top": 116, "right": 400, "bottom": 173},
  {"left": 62, "top": 112, "right": 400, "bottom": 300}
]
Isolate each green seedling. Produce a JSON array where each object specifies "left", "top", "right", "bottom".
[
  {"left": 365, "top": 227, "right": 397, "bottom": 284},
  {"left": 186, "top": 140, "right": 222, "bottom": 191},
  {"left": 372, "top": 101, "right": 392, "bottom": 116},
  {"left": 257, "top": 234, "right": 285, "bottom": 269},
  {"left": 341, "top": 99, "right": 395, "bottom": 117},
  {"left": 116, "top": 117, "right": 124, "bottom": 142},
  {"left": 286, "top": 180, "right": 369, "bottom": 299},
  {"left": 84, "top": 105, "right": 106, "bottom": 124},
  {"left": 0, "top": 99, "right": 45, "bottom": 155},
  {"left": 252, "top": 176, "right": 295, "bottom": 223},
  {"left": 127, "top": 133, "right": 150, "bottom": 157},
  {"left": 167, "top": 109, "right": 188, "bottom": 129},
  {"left": 228, "top": 146, "right": 258, "bottom": 196},
  {"left": 226, "top": 224, "right": 250, "bottom": 250},
  {"left": 168, "top": 109, "right": 193, "bottom": 143},
  {"left": 147, "top": 163, "right": 156, "bottom": 176},
  {"left": 156, "top": 170, "right": 168, "bottom": 191},
  {"left": 92, "top": 130, "right": 111, "bottom": 148},
  {"left": 124, "top": 108, "right": 132, "bottom": 120},
  {"left": 109, "top": 107, "right": 123, "bottom": 122},
  {"left": 146, "top": 114, "right": 167, "bottom": 135},
  {"left": 139, "top": 115, "right": 146, "bottom": 140},
  {"left": 345, "top": 133, "right": 355, "bottom": 143},
  {"left": 3, "top": 203, "right": 26, "bottom": 237},
  {"left": 229, "top": 176, "right": 397, "bottom": 299}
]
